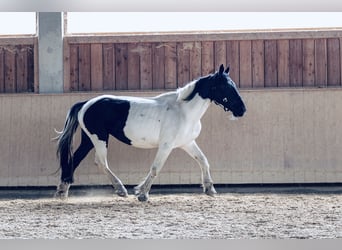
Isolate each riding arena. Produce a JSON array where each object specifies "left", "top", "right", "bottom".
[{"left": 0, "top": 13, "right": 342, "bottom": 239}]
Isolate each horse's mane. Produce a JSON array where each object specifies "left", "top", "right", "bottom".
[{"left": 176, "top": 80, "right": 197, "bottom": 102}]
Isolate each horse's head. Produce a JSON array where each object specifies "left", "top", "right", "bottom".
[{"left": 207, "top": 64, "right": 246, "bottom": 117}]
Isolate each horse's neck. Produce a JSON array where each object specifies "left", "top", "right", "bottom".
[{"left": 181, "top": 93, "right": 211, "bottom": 121}]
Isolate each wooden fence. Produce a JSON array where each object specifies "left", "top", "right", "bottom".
[
  {"left": 64, "top": 29, "right": 342, "bottom": 92},
  {"left": 0, "top": 37, "right": 36, "bottom": 93},
  {"left": 1, "top": 29, "right": 342, "bottom": 93}
]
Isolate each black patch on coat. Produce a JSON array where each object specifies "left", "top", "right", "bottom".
[
  {"left": 183, "top": 76, "right": 211, "bottom": 102},
  {"left": 183, "top": 64, "right": 246, "bottom": 117},
  {"left": 83, "top": 97, "right": 132, "bottom": 145}
]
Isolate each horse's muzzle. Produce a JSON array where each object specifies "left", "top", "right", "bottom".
[{"left": 232, "top": 105, "right": 246, "bottom": 117}]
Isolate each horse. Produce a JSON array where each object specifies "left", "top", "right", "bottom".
[{"left": 54, "top": 64, "right": 246, "bottom": 202}]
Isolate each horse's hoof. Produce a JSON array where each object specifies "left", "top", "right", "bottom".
[
  {"left": 55, "top": 182, "right": 70, "bottom": 199},
  {"left": 54, "top": 191, "right": 68, "bottom": 200},
  {"left": 116, "top": 187, "right": 128, "bottom": 197},
  {"left": 205, "top": 186, "right": 217, "bottom": 197},
  {"left": 137, "top": 193, "right": 149, "bottom": 202},
  {"left": 134, "top": 186, "right": 149, "bottom": 201},
  {"left": 117, "top": 191, "right": 128, "bottom": 197}
]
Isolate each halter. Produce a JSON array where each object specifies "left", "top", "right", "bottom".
[
  {"left": 210, "top": 84, "right": 230, "bottom": 112},
  {"left": 213, "top": 100, "right": 230, "bottom": 112}
]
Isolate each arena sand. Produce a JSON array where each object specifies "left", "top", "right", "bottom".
[{"left": 0, "top": 187, "right": 341, "bottom": 239}]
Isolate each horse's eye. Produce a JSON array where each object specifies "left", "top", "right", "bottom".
[{"left": 223, "top": 97, "right": 228, "bottom": 103}]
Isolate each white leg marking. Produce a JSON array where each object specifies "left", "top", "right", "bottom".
[
  {"left": 182, "top": 141, "right": 216, "bottom": 196},
  {"left": 92, "top": 137, "right": 128, "bottom": 197},
  {"left": 135, "top": 142, "right": 173, "bottom": 202}
]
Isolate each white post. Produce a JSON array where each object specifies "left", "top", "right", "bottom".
[{"left": 37, "top": 12, "right": 63, "bottom": 93}]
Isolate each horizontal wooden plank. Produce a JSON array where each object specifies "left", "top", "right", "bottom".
[
  {"left": 65, "top": 28, "right": 342, "bottom": 44},
  {"left": 0, "top": 36, "right": 37, "bottom": 46}
]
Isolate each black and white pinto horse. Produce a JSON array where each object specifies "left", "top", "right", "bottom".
[{"left": 55, "top": 64, "right": 246, "bottom": 202}]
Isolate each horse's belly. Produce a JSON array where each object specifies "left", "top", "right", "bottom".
[
  {"left": 124, "top": 130, "right": 160, "bottom": 149},
  {"left": 129, "top": 139, "right": 159, "bottom": 149},
  {"left": 123, "top": 120, "right": 160, "bottom": 149}
]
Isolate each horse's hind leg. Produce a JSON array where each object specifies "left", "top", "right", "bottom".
[
  {"left": 55, "top": 182, "right": 71, "bottom": 199},
  {"left": 181, "top": 141, "right": 217, "bottom": 196},
  {"left": 94, "top": 139, "right": 128, "bottom": 197},
  {"left": 55, "top": 131, "right": 94, "bottom": 199}
]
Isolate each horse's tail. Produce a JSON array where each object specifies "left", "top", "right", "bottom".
[{"left": 55, "top": 101, "right": 87, "bottom": 173}]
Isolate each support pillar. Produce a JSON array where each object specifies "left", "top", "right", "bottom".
[{"left": 37, "top": 12, "right": 63, "bottom": 93}]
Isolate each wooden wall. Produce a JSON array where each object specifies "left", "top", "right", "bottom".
[
  {"left": 64, "top": 30, "right": 342, "bottom": 92},
  {"left": 1, "top": 30, "right": 342, "bottom": 93},
  {"left": 0, "top": 37, "right": 36, "bottom": 93}
]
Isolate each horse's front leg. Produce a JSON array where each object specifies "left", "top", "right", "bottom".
[
  {"left": 134, "top": 143, "right": 173, "bottom": 202},
  {"left": 182, "top": 141, "right": 217, "bottom": 196}
]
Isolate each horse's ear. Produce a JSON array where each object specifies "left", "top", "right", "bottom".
[
  {"left": 225, "top": 66, "right": 230, "bottom": 74},
  {"left": 219, "top": 64, "right": 224, "bottom": 74}
]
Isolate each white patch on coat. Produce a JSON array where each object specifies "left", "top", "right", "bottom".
[{"left": 124, "top": 91, "right": 210, "bottom": 149}]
